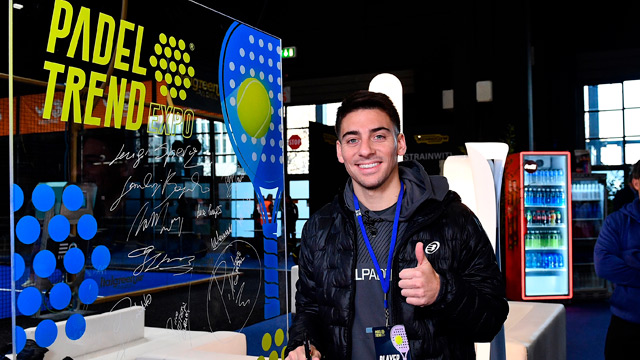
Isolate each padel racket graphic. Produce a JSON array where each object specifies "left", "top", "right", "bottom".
[
  {"left": 391, "top": 325, "right": 410, "bottom": 360},
  {"left": 219, "top": 22, "right": 284, "bottom": 319}
]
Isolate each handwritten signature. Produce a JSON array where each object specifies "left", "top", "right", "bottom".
[
  {"left": 224, "top": 171, "right": 245, "bottom": 198},
  {"left": 111, "top": 142, "right": 200, "bottom": 169},
  {"left": 128, "top": 245, "right": 195, "bottom": 276},
  {"left": 208, "top": 241, "right": 260, "bottom": 329},
  {"left": 166, "top": 302, "right": 190, "bottom": 334},
  {"left": 196, "top": 203, "right": 222, "bottom": 218},
  {"left": 110, "top": 293, "right": 152, "bottom": 315},
  {"left": 112, "top": 169, "right": 210, "bottom": 213},
  {"left": 213, "top": 252, "right": 251, "bottom": 313},
  {"left": 210, "top": 224, "right": 232, "bottom": 251},
  {"left": 128, "top": 202, "right": 184, "bottom": 241}
]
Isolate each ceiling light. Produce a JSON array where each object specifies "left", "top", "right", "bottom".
[{"left": 13, "top": 3, "right": 24, "bottom": 10}]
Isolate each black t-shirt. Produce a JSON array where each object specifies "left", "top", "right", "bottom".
[{"left": 351, "top": 204, "right": 407, "bottom": 359}]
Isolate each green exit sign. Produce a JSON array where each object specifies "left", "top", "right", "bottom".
[{"left": 282, "top": 46, "right": 296, "bottom": 59}]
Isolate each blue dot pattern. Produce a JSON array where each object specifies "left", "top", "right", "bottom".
[
  {"left": 62, "top": 185, "right": 83, "bottom": 211},
  {"left": 16, "top": 216, "right": 40, "bottom": 244},
  {"left": 12, "top": 183, "right": 110, "bottom": 348},
  {"left": 35, "top": 319, "right": 57, "bottom": 348},
  {"left": 17, "top": 287, "right": 42, "bottom": 316},
  {"left": 32, "top": 184, "right": 55, "bottom": 212},
  {"left": 78, "top": 214, "right": 98, "bottom": 240},
  {"left": 33, "top": 250, "right": 56, "bottom": 278},
  {"left": 78, "top": 279, "right": 99, "bottom": 304},
  {"left": 50, "top": 283, "right": 72, "bottom": 310},
  {"left": 66, "top": 313, "right": 86, "bottom": 340},
  {"left": 15, "top": 327, "right": 26, "bottom": 354},
  {"left": 48, "top": 215, "right": 70, "bottom": 242},
  {"left": 13, "top": 183, "right": 24, "bottom": 211},
  {"left": 91, "top": 245, "right": 111, "bottom": 270},
  {"left": 64, "top": 248, "right": 85, "bottom": 274},
  {"left": 13, "top": 253, "right": 25, "bottom": 281}
]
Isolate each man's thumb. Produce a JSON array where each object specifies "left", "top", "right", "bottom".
[{"left": 415, "top": 242, "right": 425, "bottom": 265}]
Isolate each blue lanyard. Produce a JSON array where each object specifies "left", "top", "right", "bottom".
[{"left": 353, "top": 181, "right": 404, "bottom": 313}]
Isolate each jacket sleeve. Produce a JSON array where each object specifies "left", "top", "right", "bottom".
[
  {"left": 285, "top": 219, "right": 323, "bottom": 356},
  {"left": 427, "top": 205, "right": 509, "bottom": 342},
  {"left": 594, "top": 213, "right": 640, "bottom": 286}
]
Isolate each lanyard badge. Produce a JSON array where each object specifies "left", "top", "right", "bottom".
[
  {"left": 353, "top": 181, "right": 404, "bottom": 326},
  {"left": 372, "top": 324, "right": 411, "bottom": 360}
]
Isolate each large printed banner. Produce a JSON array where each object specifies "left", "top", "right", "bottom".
[{"left": 4, "top": 1, "right": 287, "bottom": 358}]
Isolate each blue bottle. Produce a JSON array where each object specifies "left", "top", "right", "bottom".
[{"left": 557, "top": 254, "right": 564, "bottom": 268}]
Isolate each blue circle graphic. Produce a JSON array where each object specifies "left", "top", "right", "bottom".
[
  {"left": 66, "top": 313, "right": 86, "bottom": 340},
  {"left": 62, "top": 185, "right": 83, "bottom": 211},
  {"left": 78, "top": 214, "right": 98, "bottom": 240},
  {"left": 14, "top": 253, "right": 25, "bottom": 281},
  {"left": 91, "top": 245, "right": 111, "bottom": 271},
  {"left": 15, "top": 326, "right": 26, "bottom": 354},
  {"left": 13, "top": 184, "right": 24, "bottom": 211},
  {"left": 49, "top": 215, "right": 70, "bottom": 242},
  {"left": 33, "top": 250, "right": 56, "bottom": 278},
  {"left": 17, "top": 286, "right": 41, "bottom": 316},
  {"left": 50, "top": 282, "right": 72, "bottom": 310},
  {"left": 64, "top": 247, "right": 85, "bottom": 274},
  {"left": 79, "top": 278, "right": 99, "bottom": 304},
  {"left": 35, "top": 319, "right": 58, "bottom": 347},
  {"left": 32, "top": 184, "right": 55, "bottom": 212},
  {"left": 16, "top": 216, "right": 40, "bottom": 245}
]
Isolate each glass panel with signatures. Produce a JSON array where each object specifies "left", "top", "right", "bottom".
[{"left": 4, "top": 1, "right": 290, "bottom": 358}]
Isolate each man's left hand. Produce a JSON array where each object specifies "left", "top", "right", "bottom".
[{"left": 398, "top": 242, "right": 441, "bottom": 307}]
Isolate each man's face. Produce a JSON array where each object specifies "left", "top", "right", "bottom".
[
  {"left": 632, "top": 177, "right": 640, "bottom": 199},
  {"left": 336, "top": 109, "right": 406, "bottom": 192}
]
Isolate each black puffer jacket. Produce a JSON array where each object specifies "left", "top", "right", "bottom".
[{"left": 287, "top": 162, "right": 509, "bottom": 359}]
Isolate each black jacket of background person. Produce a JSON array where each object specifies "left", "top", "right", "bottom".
[{"left": 286, "top": 161, "right": 509, "bottom": 359}]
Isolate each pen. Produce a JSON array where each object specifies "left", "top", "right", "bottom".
[{"left": 304, "top": 332, "right": 312, "bottom": 360}]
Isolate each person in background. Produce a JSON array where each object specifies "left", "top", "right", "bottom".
[
  {"left": 285, "top": 90, "right": 508, "bottom": 360},
  {"left": 265, "top": 194, "right": 274, "bottom": 223},
  {"left": 612, "top": 162, "right": 640, "bottom": 212},
  {"left": 594, "top": 159, "right": 640, "bottom": 359},
  {"left": 285, "top": 194, "right": 300, "bottom": 263}
]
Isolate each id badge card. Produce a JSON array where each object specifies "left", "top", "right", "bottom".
[{"left": 372, "top": 324, "right": 411, "bottom": 360}]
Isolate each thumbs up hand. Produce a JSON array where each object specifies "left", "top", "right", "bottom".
[{"left": 398, "top": 242, "right": 441, "bottom": 307}]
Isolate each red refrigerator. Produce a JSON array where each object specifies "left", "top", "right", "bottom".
[{"left": 504, "top": 151, "right": 573, "bottom": 300}]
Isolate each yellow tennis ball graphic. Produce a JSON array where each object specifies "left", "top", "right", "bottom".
[
  {"left": 395, "top": 335, "right": 403, "bottom": 345},
  {"left": 237, "top": 78, "right": 271, "bottom": 138}
]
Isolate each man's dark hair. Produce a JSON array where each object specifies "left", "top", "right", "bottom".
[
  {"left": 632, "top": 160, "right": 640, "bottom": 181},
  {"left": 334, "top": 90, "right": 401, "bottom": 138}
]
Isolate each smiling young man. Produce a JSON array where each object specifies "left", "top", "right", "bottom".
[{"left": 285, "top": 90, "right": 508, "bottom": 360}]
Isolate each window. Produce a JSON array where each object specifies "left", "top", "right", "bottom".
[
  {"left": 584, "top": 80, "right": 640, "bottom": 166},
  {"left": 285, "top": 103, "right": 340, "bottom": 174},
  {"left": 286, "top": 105, "right": 312, "bottom": 175},
  {"left": 284, "top": 102, "right": 340, "bottom": 236},
  {"left": 289, "top": 180, "right": 310, "bottom": 238}
]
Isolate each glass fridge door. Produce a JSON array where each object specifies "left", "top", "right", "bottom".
[
  {"left": 523, "top": 153, "right": 571, "bottom": 297},
  {"left": 571, "top": 173, "right": 609, "bottom": 297}
]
